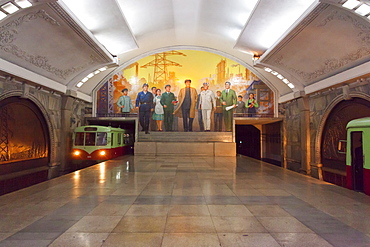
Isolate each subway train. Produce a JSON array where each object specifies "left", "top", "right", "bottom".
[
  {"left": 72, "top": 125, "right": 134, "bottom": 160},
  {"left": 339, "top": 118, "right": 370, "bottom": 195}
]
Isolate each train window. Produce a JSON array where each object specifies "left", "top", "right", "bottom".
[
  {"left": 84, "top": 127, "right": 97, "bottom": 131},
  {"left": 96, "top": 132, "right": 107, "bottom": 146},
  {"left": 75, "top": 132, "right": 84, "bottom": 146},
  {"left": 118, "top": 133, "right": 122, "bottom": 145},
  {"left": 85, "top": 132, "right": 96, "bottom": 146}
]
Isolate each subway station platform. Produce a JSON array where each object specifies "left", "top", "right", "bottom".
[{"left": 0, "top": 155, "right": 370, "bottom": 247}]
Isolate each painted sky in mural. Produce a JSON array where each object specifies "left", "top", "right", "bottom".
[{"left": 96, "top": 50, "right": 274, "bottom": 116}]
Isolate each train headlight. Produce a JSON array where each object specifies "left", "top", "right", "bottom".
[
  {"left": 74, "top": 150, "right": 80, "bottom": 156},
  {"left": 100, "top": 150, "right": 106, "bottom": 156}
]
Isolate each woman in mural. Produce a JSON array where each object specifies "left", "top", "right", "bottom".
[
  {"left": 153, "top": 89, "right": 164, "bottom": 131},
  {"left": 247, "top": 93, "right": 259, "bottom": 117}
]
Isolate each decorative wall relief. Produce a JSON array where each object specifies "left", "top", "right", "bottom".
[{"left": 0, "top": 9, "right": 97, "bottom": 80}]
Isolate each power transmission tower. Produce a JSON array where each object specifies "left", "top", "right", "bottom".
[{"left": 141, "top": 51, "right": 186, "bottom": 84}]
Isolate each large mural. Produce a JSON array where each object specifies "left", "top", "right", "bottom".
[{"left": 96, "top": 50, "right": 274, "bottom": 117}]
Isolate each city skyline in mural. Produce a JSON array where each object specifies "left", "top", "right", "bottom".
[{"left": 96, "top": 50, "right": 274, "bottom": 116}]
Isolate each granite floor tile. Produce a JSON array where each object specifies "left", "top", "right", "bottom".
[
  {"left": 170, "top": 196, "right": 206, "bottom": 205},
  {"left": 134, "top": 195, "right": 171, "bottom": 205},
  {"left": 208, "top": 205, "right": 253, "bottom": 217},
  {"left": 0, "top": 239, "right": 52, "bottom": 247},
  {"left": 125, "top": 205, "right": 170, "bottom": 216},
  {"left": 271, "top": 233, "right": 333, "bottom": 247},
  {"left": 66, "top": 216, "right": 122, "bottom": 233},
  {"left": 218, "top": 233, "right": 280, "bottom": 247},
  {"left": 204, "top": 196, "right": 242, "bottom": 205},
  {"left": 88, "top": 203, "right": 131, "bottom": 216},
  {"left": 246, "top": 205, "right": 291, "bottom": 217},
  {"left": 162, "top": 233, "right": 220, "bottom": 247},
  {"left": 113, "top": 216, "right": 166, "bottom": 233},
  {"left": 165, "top": 216, "right": 216, "bottom": 233},
  {"left": 102, "top": 233, "right": 163, "bottom": 247},
  {"left": 168, "top": 205, "right": 210, "bottom": 216},
  {"left": 257, "top": 217, "right": 314, "bottom": 233},
  {"left": 212, "top": 216, "right": 267, "bottom": 233},
  {"left": 49, "top": 232, "right": 109, "bottom": 247}
]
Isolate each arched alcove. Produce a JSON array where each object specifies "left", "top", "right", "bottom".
[
  {"left": 320, "top": 97, "right": 370, "bottom": 187},
  {"left": 0, "top": 96, "right": 50, "bottom": 194}
]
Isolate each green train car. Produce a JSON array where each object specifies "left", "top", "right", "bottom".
[
  {"left": 72, "top": 125, "right": 134, "bottom": 160},
  {"left": 345, "top": 118, "right": 370, "bottom": 195}
]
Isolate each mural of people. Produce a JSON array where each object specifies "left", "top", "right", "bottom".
[
  {"left": 174, "top": 79, "right": 198, "bottom": 132},
  {"left": 220, "top": 81, "right": 237, "bottom": 132},
  {"left": 96, "top": 50, "right": 275, "bottom": 123}
]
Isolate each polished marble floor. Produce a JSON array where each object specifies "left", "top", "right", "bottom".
[{"left": 0, "top": 155, "right": 370, "bottom": 246}]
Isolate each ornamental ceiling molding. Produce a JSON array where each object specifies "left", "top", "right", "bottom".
[
  {"left": 0, "top": 9, "right": 97, "bottom": 80},
  {"left": 271, "top": 8, "right": 370, "bottom": 83}
]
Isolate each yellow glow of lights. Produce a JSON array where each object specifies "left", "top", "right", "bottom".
[
  {"left": 74, "top": 150, "right": 80, "bottom": 156},
  {"left": 100, "top": 150, "right": 106, "bottom": 156}
]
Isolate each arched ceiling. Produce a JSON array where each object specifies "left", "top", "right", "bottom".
[{"left": 0, "top": 0, "right": 368, "bottom": 103}]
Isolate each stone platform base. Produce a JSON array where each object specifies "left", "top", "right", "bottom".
[{"left": 134, "top": 142, "right": 236, "bottom": 156}]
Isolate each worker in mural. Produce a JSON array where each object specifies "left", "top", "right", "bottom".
[{"left": 220, "top": 81, "right": 237, "bottom": 132}]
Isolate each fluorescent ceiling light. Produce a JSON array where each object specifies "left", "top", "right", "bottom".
[
  {"left": 15, "top": 0, "right": 32, "bottom": 8},
  {"left": 99, "top": 67, "right": 107, "bottom": 71},
  {"left": 76, "top": 82, "right": 84, "bottom": 88},
  {"left": 81, "top": 77, "right": 89, "bottom": 82},
  {"left": 1, "top": 2, "right": 19, "bottom": 14},
  {"left": 264, "top": 67, "right": 272, "bottom": 72},
  {"left": 283, "top": 79, "right": 290, "bottom": 84},
  {"left": 288, "top": 83, "right": 295, "bottom": 89},
  {"left": 355, "top": 4, "right": 370, "bottom": 16},
  {"left": 271, "top": 71, "right": 278, "bottom": 75},
  {"left": 0, "top": 12, "right": 7, "bottom": 20},
  {"left": 277, "top": 74, "right": 284, "bottom": 79},
  {"left": 94, "top": 70, "right": 100, "bottom": 75},
  {"left": 342, "top": 0, "right": 360, "bottom": 9},
  {"left": 87, "top": 73, "right": 94, "bottom": 78}
]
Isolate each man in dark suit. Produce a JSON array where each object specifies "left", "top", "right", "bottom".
[
  {"left": 219, "top": 81, "right": 237, "bottom": 131},
  {"left": 135, "top": 83, "right": 153, "bottom": 134},
  {"left": 160, "top": 84, "right": 176, "bottom": 131}
]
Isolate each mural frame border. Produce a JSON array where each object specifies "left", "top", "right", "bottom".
[{"left": 92, "top": 45, "right": 279, "bottom": 117}]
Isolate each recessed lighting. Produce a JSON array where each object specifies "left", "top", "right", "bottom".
[
  {"left": 0, "top": 11, "right": 7, "bottom": 20},
  {"left": 342, "top": 0, "right": 360, "bottom": 9},
  {"left": 76, "top": 82, "right": 84, "bottom": 88},
  {"left": 288, "top": 83, "right": 295, "bottom": 89},
  {"left": 355, "top": 4, "right": 370, "bottom": 16},
  {"left": 283, "top": 79, "right": 290, "bottom": 84},
  {"left": 277, "top": 74, "right": 284, "bottom": 79},
  {"left": 264, "top": 67, "right": 272, "bottom": 72},
  {"left": 82, "top": 77, "right": 89, "bottom": 82},
  {"left": 87, "top": 73, "right": 94, "bottom": 78},
  {"left": 94, "top": 70, "right": 100, "bottom": 75},
  {"left": 271, "top": 71, "right": 278, "bottom": 76},
  {"left": 99, "top": 67, "right": 107, "bottom": 72},
  {"left": 1, "top": 2, "right": 19, "bottom": 14},
  {"left": 15, "top": 0, "right": 32, "bottom": 8}
]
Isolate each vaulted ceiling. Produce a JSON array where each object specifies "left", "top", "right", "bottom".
[{"left": 0, "top": 0, "right": 369, "bottom": 102}]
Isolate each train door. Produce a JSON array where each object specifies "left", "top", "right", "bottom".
[{"left": 351, "top": 131, "right": 364, "bottom": 192}]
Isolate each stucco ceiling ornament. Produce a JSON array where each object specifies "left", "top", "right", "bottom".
[
  {"left": 0, "top": 9, "right": 97, "bottom": 80},
  {"left": 273, "top": 9, "right": 370, "bottom": 84}
]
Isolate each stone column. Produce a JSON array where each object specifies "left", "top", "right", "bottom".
[
  {"left": 297, "top": 95, "right": 311, "bottom": 175},
  {"left": 60, "top": 95, "right": 75, "bottom": 174}
]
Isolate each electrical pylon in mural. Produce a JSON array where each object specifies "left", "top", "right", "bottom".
[{"left": 141, "top": 51, "right": 186, "bottom": 84}]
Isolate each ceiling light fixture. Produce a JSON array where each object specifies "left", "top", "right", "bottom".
[
  {"left": 76, "top": 82, "right": 84, "bottom": 88},
  {"left": 14, "top": 0, "right": 32, "bottom": 8},
  {"left": 81, "top": 77, "right": 89, "bottom": 83},
  {"left": 264, "top": 67, "right": 272, "bottom": 72},
  {"left": 0, "top": 11, "right": 7, "bottom": 20},
  {"left": 342, "top": 0, "right": 361, "bottom": 9},
  {"left": 355, "top": 4, "right": 370, "bottom": 16},
  {"left": 1, "top": 2, "right": 19, "bottom": 14},
  {"left": 288, "top": 83, "right": 295, "bottom": 89}
]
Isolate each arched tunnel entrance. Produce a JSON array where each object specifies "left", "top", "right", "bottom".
[
  {"left": 321, "top": 97, "right": 370, "bottom": 188},
  {"left": 0, "top": 97, "right": 50, "bottom": 195}
]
